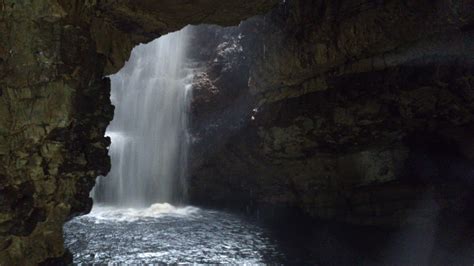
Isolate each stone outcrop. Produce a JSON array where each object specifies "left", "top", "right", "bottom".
[
  {"left": 0, "top": 1, "right": 277, "bottom": 264},
  {"left": 188, "top": 0, "right": 474, "bottom": 226},
  {"left": 187, "top": 25, "right": 256, "bottom": 170}
]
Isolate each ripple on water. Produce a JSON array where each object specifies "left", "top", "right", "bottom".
[{"left": 64, "top": 204, "right": 284, "bottom": 264}]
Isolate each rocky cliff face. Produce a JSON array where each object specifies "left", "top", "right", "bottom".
[
  {"left": 188, "top": 0, "right": 474, "bottom": 226},
  {"left": 0, "top": 1, "right": 277, "bottom": 264}
]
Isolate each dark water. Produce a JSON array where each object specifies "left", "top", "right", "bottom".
[{"left": 64, "top": 204, "right": 286, "bottom": 264}]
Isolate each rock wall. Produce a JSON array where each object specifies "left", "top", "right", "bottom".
[
  {"left": 188, "top": 0, "right": 474, "bottom": 226},
  {"left": 0, "top": 1, "right": 277, "bottom": 264}
]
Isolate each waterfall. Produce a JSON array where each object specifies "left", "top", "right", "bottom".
[{"left": 93, "top": 27, "right": 193, "bottom": 207}]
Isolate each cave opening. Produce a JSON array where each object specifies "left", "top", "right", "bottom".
[
  {"left": 2, "top": 0, "right": 471, "bottom": 264},
  {"left": 60, "top": 7, "right": 474, "bottom": 264},
  {"left": 61, "top": 19, "right": 474, "bottom": 264}
]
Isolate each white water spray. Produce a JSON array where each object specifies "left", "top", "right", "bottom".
[{"left": 93, "top": 27, "right": 193, "bottom": 208}]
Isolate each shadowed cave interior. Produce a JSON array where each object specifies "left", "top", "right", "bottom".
[{"left": 1, "top": 0, "right": 474, "bottom": 265}]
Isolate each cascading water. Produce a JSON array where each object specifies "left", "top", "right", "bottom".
[{"left": 93, "top": 27, "right": 192, "bottom": 207}]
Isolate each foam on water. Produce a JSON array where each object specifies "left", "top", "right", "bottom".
[{"left": 86, "top": 203, "right": 200, "bottom": 222}]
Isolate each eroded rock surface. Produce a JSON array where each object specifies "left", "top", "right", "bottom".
[{"left": 0, "top": 0, "right": 277, "bottom": 264}]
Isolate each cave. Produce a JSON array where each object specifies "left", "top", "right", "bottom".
[{"left": 1, "top": 0, "right": 474, "bottom": 264}]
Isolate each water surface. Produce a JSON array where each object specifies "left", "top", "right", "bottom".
[{"left": 64, "top": 204, "right": 285, "bottom": 264}]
